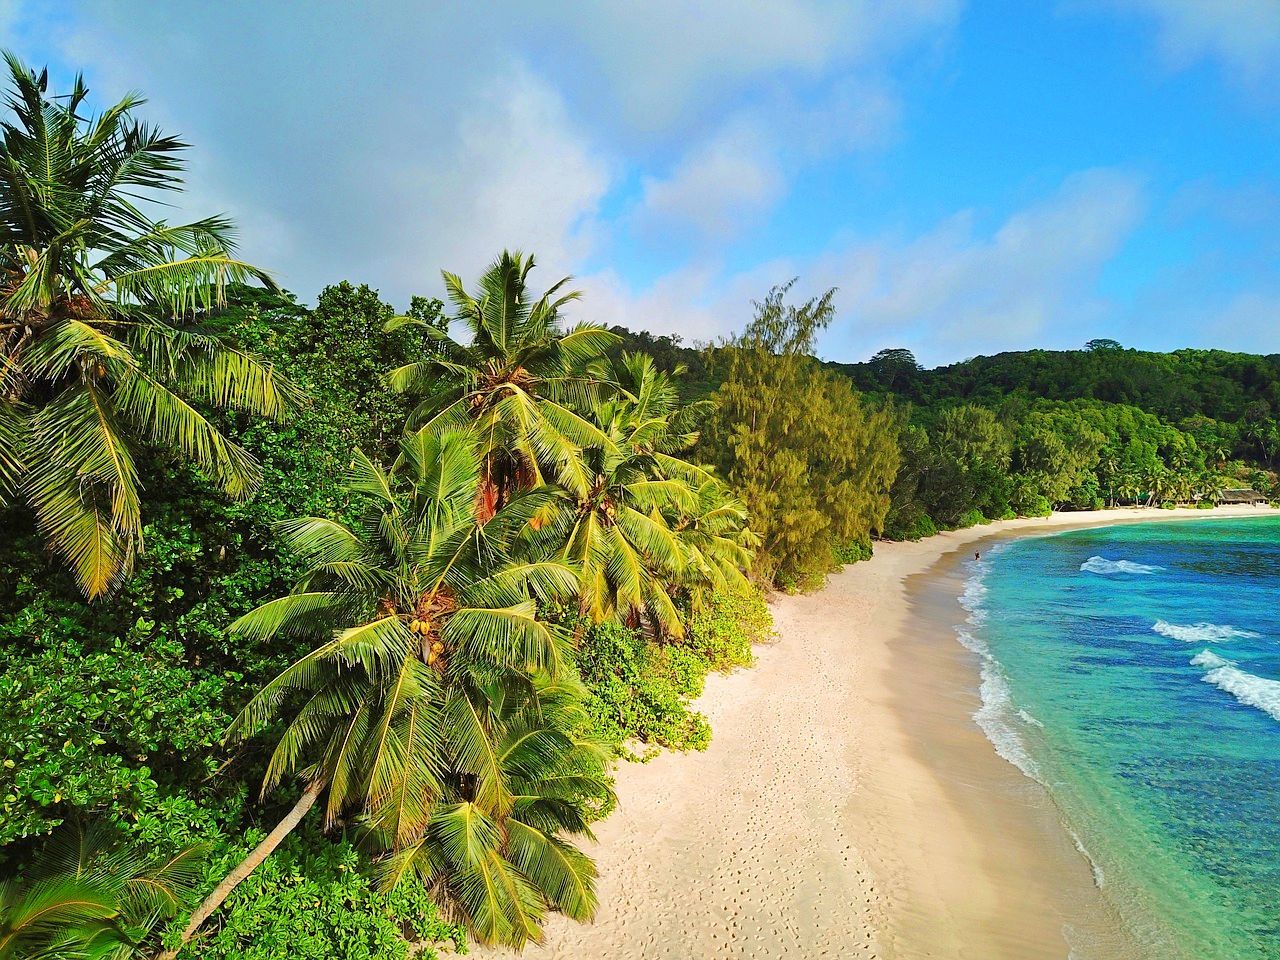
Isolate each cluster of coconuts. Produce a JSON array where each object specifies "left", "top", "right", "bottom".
[{"left": 408, "top": 618, "right": 446, "bottom": 666}]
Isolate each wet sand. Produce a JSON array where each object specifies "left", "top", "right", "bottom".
[{"left": 482, "top": 506, "right": 1273, "bottom": 959}]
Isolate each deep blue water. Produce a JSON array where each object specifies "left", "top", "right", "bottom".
[{"left": 961, "top": 517, "right": 1280, "bottom": 959}]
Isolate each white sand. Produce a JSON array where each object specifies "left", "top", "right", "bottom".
[{"left": 485, "top": 506, "right": 1273, "bottom": 960}]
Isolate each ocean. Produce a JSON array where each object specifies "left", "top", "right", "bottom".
[{"left": 960, "top": 516, "right": 1280, "bottom": 960}]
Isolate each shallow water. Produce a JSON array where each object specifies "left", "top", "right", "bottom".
[{"left": 964, "top": 517, "right": 1280, "bottom": 960}]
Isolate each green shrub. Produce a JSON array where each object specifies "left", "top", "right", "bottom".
[
  {"left": 833, "top": 538, "right": 873, "bottom": 565},
  {"left": 179, "top": 829, "right": 466, "bottom": 960},
  {"left": 687, "top": 589, "right": 774, "bottom": 670},
  {"left": 885, "top": 511, "right": 938, "bottom": 541},
  {"left": 953, "top": 508, "right": 988, "bottom": 529},
  {"left": 774, "top": 568, "right": 826, "bottom": 594},
  {"left": 1196, "top": 499, "right": 1215, "bottom": 509},
  {"left": 574, "top": 620, "right": 710, "bottom": 755},
  {"left": 574, "top": 589, "right": 773, "bottom": 757},
  {"left": 1016, "top": 495, "right": 1053, "bottom": 518}
]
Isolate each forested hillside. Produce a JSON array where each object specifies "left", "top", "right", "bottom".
[
  {"left": 608, "top": 329, "right": 1280, "bottom": 540},
  {"left": 834, "top": 343, "right": 1280, "bottom": 538},
  {"left": 834, "top": 343, "right": 1280, "bottom": 424}
]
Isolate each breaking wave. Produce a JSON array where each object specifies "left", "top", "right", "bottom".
[
  {"left": 957, "top": 555, "right": 1043, "bottom": 781},
  {"left": 1192, "top": 650, "right": 1280, "bottom": 723},
  {"left": 1080, "top": 556, "right": 1164, "bottom": 575},
  {"left": 1153, "top": 621, "right": 1261, "bottom": 643}
]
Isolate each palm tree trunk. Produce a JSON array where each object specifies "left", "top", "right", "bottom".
[{"left": 155, "top": 780, "right": 323, "bottom": 960}]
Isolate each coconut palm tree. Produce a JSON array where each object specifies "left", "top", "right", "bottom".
[
  {"left": 1144, "top": 464, "right": 1171, "bottom": 506},
  {"left": 384, "top": 250, "right": 617, "bottom": 518},
  {"left": 1197, "top": 470, "right": 1225, "bottom": 505},
  {"left": 0, "top": 53, "right": 294, "bottom": 597},
  {"left": 375, "top": 671, "right": 612, "bottom": 948},
  {"left": 605, "top": 352, "right": 755, "bottom": 606},
  {"left": 0, "top": 822, "right": 204, "bottom": 960},
  {"left": 161, "top": 427, "right": 579, "bottom": 958},
  {"left": 673, "top": 479, "right": 756, "bottom": 604},
  {"left": 523, "top": 353, "right": 715, "bottom": 637},
  {"left": 1097, "top": 449, "right": 1120, "bottom": 506}
]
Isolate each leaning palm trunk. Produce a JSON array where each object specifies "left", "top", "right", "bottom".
[{"left": 156, "top": 780, "right": 323, "bottom": 960}]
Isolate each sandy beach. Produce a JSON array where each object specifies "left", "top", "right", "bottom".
[{"left": 485, "top": 506, "right": 1273, "bottom": 960}]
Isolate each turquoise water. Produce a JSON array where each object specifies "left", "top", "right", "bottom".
[{"left": 962, "top": 517, "right": 1280, "bottom": 960}]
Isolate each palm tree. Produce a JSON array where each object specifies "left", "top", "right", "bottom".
[
  {"left": 1144, "top": 464, "right": 1171, "bottom": 506},
  {"left": 161, "top": 427, "right": 579, "bottom": 957},
  {"left": 1208, "top": 439, "right": 1230, "bottom": 470},
  {"left": 0, "top": 53, "right": 295, "bottom": 597},
  {"left": 384, "top": 250, "right": 617, "bottom": 518},
  {"left": 1197, "top": 470, "right": 1225, "bottom": 505},
  {"left": 673, "top": 479, "right": 756, "bottom": 605},
  {"left": 1097, "top": 449, "right": 1120, "bottom": 506},
  {"left": 522, "top": 354, "right": 710, "bottom": 637},
  {"left": 607, "top": 352, "right": 755, "bottom": 606},
  {"left": 0, "top": 822, "right": 204, "bottom": 960},
  {"left": 375, "top": 671, "right": 612, "bottom": 948}
]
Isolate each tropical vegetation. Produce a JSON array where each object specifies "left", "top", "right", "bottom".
[
  {"left": 3, "top": 49, "right": 1276, "bottom": 960},
  {"left": 0, "top": 53, "right": 295, "bottom": 599}
]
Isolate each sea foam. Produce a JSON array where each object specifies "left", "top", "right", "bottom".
[
  {"left": 1153, "top": 620, "right": 1261, "bottom": 643},
  {"left": 1192, "top": 650, "right": 1280, "bottom": 723},
  {"left": 957, "top": 557, "right": 1043, "bottom": 781},
  {"left": 1080, "top": 556, "right": 1164, "bottom": 575}
]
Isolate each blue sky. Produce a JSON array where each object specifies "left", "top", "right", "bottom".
[{"left": 4, "top": 0, "right": 1278, "bottom": 365}]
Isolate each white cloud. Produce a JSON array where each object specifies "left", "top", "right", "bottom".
[
  {"left": 633, "top": 124, "right": 784, "bottom": 242},
  {"left": 2, "top": 0, "right": 960, "bottom": 308},
  {"left": 395, "top": 66, "right": 612, "bottom": 294},
  {"left": 807, "top": 169, "right": 1147, "bottom": 361},
  {"left": 1105, "top": 0, "right": 1280, "bottom": 81},
  {"left": 1201, "top": 291, "right": 1280, "bottom": 352},
  {"left": 550, "top": 0, "right": 960, "bottom": 135},
  {"left": 580, "top": 169, "right": 1148, "bottom": 365}
]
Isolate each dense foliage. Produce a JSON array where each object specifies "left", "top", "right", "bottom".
[
  {"left": 700, "top": 282, "right": 899, "bottom": 589},
  {"left": 6, "top": 49, "right": 1277, "bottom": 960},
  {"left": 574, "top": 589, "right": 773, "bottom": 757},
  {"left": 853, "top": 345, "right": 1280, "bottom": 539},
  {"left": 1, "top": 256, "right": 770, "bottom": 957},
  {"left": 837, "top": 342, "right": 1280, "bottom": 427},
  {"left": 2, "top": 193, "right": 768, "bottom": 960},
  {"left": 192, "top": 832, "right": 464, "bottom": 960},
  {"left": 0, "top": 55, "right": 295, "bottom": 598}
]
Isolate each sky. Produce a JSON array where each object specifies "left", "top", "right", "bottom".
[{"left": 4, "top": 0, "right": 1279, "bottom": 366}]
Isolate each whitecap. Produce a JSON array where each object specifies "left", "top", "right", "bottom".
[
  {"left": 1192, "top": 650, "right": 1280, "bottom": 722},
  {"left": 1191, "top": 650, "right": 1234, "bottom": 670},
  {"left": 1152, "top": 620, "right": 1261, "bottom": 643},
  {"left": 1080, "top": 556, "right": 1164, "bottom": 575}
]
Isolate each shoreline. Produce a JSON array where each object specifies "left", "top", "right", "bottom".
[{"left": 485, "top": 505, "right": 1273, "bottom": 960}]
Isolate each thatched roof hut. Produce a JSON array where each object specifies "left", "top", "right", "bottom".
[{"left": 1218, "top": 488, "right": 1269, "bottom": 505}]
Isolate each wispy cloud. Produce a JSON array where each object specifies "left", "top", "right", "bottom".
[
  {"left": 3, "top": 1, "right": 1273, "bottom": 363},
  {"left": 578, "top": 169, "right": 1147, "bottom": 364},
  {"left": 1101, "top": 0, "right": 1280, "bottom": 85},
  {"left": 632, "top": 123, "right": 785, "bottom": 243},
  {"left": 5, "top": 0, "right": 960, "bottom": 308}
]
